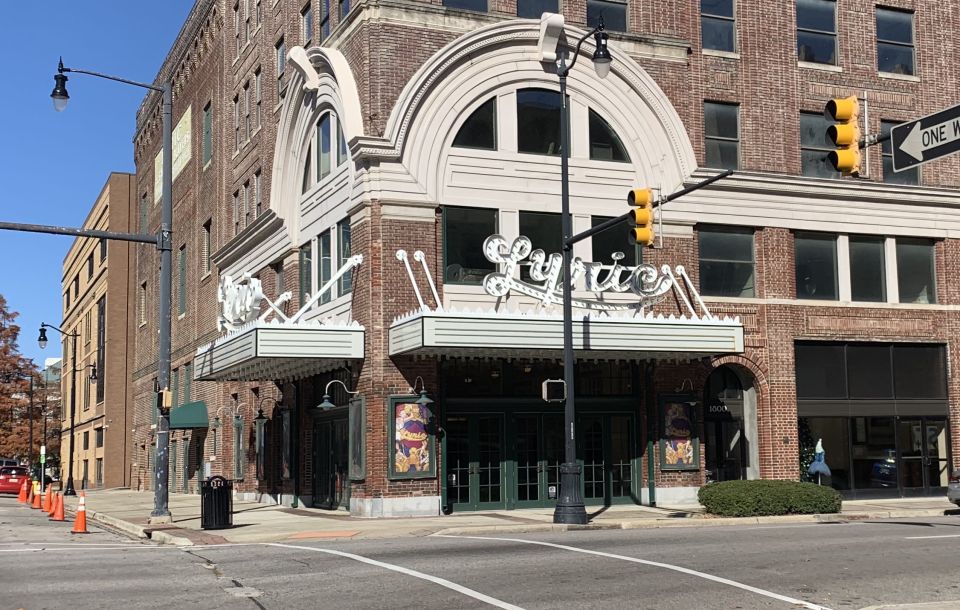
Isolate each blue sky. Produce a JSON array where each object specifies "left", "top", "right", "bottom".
[{"left": 0, "top": 2, "right": 193, "bottom": 368}]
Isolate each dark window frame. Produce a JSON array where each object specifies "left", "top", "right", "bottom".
[
  {"left": 701, "top": 0, "right": 736, "bottom": 52},
  {"left": 796, "top": 0, "right": 837, "bottom": 65},
  {"left": 704, "top": 101, "right": 740, "bottom": 170},
  {"left": 698, "top": 225, "right": 755, "bottom": 297},
  {"left": 442, "top": 206, "right": 498, "bottom": 285},
  {"left": 795, "top": 231, "right": 839, "bottom": 301},
  {"left": 876, "top": 7, "right": 914, "bottom": 75}
]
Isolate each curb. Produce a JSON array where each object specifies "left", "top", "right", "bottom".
[{"left": 64, "top": 506, "right": 195, "bottom": 546}]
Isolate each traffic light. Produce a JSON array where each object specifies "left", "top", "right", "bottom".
[
  {"left": 627, "top": 187, "right": 655, "bottom": 246},
  {"left": 824, "top": 96, "right": 861, "bottom": 176}
]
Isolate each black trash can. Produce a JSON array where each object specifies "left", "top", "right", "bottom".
[{"left": 200, "top": 476, "right": 233, "bottom": 530}]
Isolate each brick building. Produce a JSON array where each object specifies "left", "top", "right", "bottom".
[
  {"left": 59, "top": 173, "right": 137, "bottom": 491},
  {"left": 131, "top": 0, "right": 960, "bottom": 515}
]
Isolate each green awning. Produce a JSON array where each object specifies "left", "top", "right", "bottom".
[{"left": 169, "top": 401, "right": 209, "bottom": 429}]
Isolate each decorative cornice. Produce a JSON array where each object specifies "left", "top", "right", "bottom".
[{"left": 211, "top": 210, "right": 286, "bottom": 271}]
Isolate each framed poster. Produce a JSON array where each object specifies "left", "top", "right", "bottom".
[
  {"left": 659, "top": 394, "right": 699, "bottom": 471},
  {"left": 388, "top": 395, "right": 436, "bottom": 479},
  {"left": 348, "top": 396, "right": 366, "bottom": 481}
]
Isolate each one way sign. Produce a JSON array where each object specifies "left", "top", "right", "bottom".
[{"left": 891, "top": 103, "right": 960, "bottom": 172}]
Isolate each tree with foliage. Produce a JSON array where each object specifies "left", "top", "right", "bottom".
[{"left": 0, "top": 295, "right": 40, "bottom": 463}]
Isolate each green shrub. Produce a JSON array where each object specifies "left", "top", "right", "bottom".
[{"left": 697, "top": 480, "right": 841, "bottom": 517}]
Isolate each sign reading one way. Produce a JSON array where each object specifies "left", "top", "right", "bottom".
[{"left": 891, "top": 103, "right": 960, "bottom": 172}]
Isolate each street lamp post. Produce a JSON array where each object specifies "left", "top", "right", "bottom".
[
  {"left": 38, "top": 323, "right": 95, "bottom": 495},
  {"left": 48, "top": 59, "right": 175, "bottom": 522},
  {"left": 553, "top": 19, "right": 612, "bottom": 525}
]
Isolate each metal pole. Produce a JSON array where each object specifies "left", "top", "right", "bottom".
[
  {"left": 65, "top": 335, "right": 77, "bottom": 496},
  {"left": 553, "top": 63, "right": 587, "bottom": 525},
  {"left": 28, "top": 376, "right": 34, "bottom": 476},
  {"left": 151, "top": 82, "right": 173, "bottom": 522}
]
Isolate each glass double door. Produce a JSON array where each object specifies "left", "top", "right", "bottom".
[
  {"left": 445, "top": 411, "right": 636, "bottom": 512},
  {"left": 898, "top": 417, "right": 950, "bottom": 494}
]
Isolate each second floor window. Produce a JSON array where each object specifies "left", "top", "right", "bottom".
[
  {"left": 876, "top": 8, "right": 914, "bottom": 75},
  {"left": 699, "top": 226, "right": 755, "bottom": 297},
  {"left": 795, "top": 232, "right": 838, "bottom": 300},
  {"left": 587, "top": 0, "right": 627, "bottom": 33},
  {"left": 797, "top": 0, "right": 836, "bottom": 65},
  {"left": 338, "top": 219, "right": 353, "bottom": 295},
  {"left": 517, "top": 0, "right": 557, "bottom": 19},
  {"left": 701, "top": 0, "right": 735, "bottom": 52},
  {"left": 443, "top": 206, "right": 497, "bottom": 284},
  {"left": 704, "top": 102, "right": 739, "bottom": 170},
  {"left": 849, "top": 235, "right": 885, "bottom": 302},
  {"left": 443, "top": 0, "right": 487, "bottom": 12},
  {"left": 897, "top": 238, "right": 936, "bottom": 304},
  {"left": 299, "top": 242, "right": 313, "bottom": 305}
]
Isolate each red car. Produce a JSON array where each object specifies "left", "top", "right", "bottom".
[{"left": 0, "top": 466, "right": 29, "bottom": 494}]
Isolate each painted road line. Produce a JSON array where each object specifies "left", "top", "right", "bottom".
[
  {"left": 904, "top": 534, "right": 960, "bottom": 540},
  {"left": 268, "top": 542, "right": 525, "bottom": 610},
  {"left": 438, "top": 535, "right": 831, "bottom": 610}
]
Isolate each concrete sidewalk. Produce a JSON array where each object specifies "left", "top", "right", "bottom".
[{"left": 60, "top": 489, "right": 958, "bottom": 546}]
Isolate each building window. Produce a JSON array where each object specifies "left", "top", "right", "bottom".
[
  {"left": 184, "top": 362, "right": 192, "bottom": 405},
  {"left": 897, "top": 238, "right": 936, "bottom": 304},
  {"left": 316, "top": 113, "right": 332, "bottom": 181},
  {"left": 96, "top": 296, "right": 105, "bottom": 403},
  {"left": 95, "top": 458, "right": 103, "bottom": 486},
  {"left": 881, "top": 120, "right": 918, "bottom": 185},
  {"left": 202, "top": 102, "right": 213, "bottom": 165},
  {"left": 704, "top": 102, "right": 739, "bottom": 170},
  {"left": 795, "top": 232, "right": 838, "bottom": 300},
  {"left": 517, "top": 0, "right": 557, "bottom": 19},
  {"left": 234, "top": 1, "right": 242, "bottom": 55},
  {"left": 443, "top": 0, "right": 487, "bottom": 12},
  {"left": 517, "top": 88, "right": 561, "bottom": 156},
  {"left": 339, "top": 0, "right": 350, "bottom": 21},
  {"left": 338, "top": 121, "right": 348, "bottom": 164},
  {"left": 519, "top": 211, "right": 561, "bottom": 281},
  {"left": 172, "top": 367, "right": 181, "bottom": 408},
  {"left": 796, "top": 0, "right": 836, "bottom": 65},
  {"left": 202, "top": 220, "right": 212, "bottom": 275},
  {"left": 254, "top": 69, "right": 262, "bottom": 129},
  {"left": 254, "top": 170, "right": 263, "bottom": 217},
  {"left": 321, "top": 0, "right": 330, "bottom": 39},
  {"left": 233, "top": 95, "right": 240, "bottom": 151},
  {"left": 443, "top": 206, "right": 497, "bottom": 284},
  {"left": 233, "top": 190, "right": 241, "bottom": 235},
  {"left": 83, "top": 431, "right": 90, "bottom": 450},
  {"left": 233, "top": 417, "right": 244, "bottom": 480},
  {"left": 338, "top": 219, "right": 353, "bottom": 295},
  {"left": 302, "top": 3, "right": 313, "bottom": 45},
  {"left": 698, "top": 226, "right": 755, "bottom": 297},
  {"left": 800, "top": 112, "right": 840, "bottom": 178},
  {"left": 848, "top": 236, "right": 885, "bottom": 302},
  {"left": 701, "top": 0, "right": 735, "bottom": 52},
  {"left": 319, "top": 231, "right": 332, "bottom": 304},
  {"left": 95, "top": 427, "right": 104, "bottom": 448},
  {"left": 256, "top": 0, "right": 262, "bottom": 25},
  {"left": 73, "top": 276, "right": 79, "bottom": 298},
  {"left": 243, "top": 180, "right": 251, "bottom": 227},
  {"left": 87, "top": 253, "right": 94, "bottom": 279},
  {"left": 453, "top": 98, "right": 496, "bottom": 150},
  {"left": 589, "top": 109, "right": 630, "bottom": 162},
  {"left": 139, "top": 282, "right": 147, "bottom": 325},
  {"left": 299, "top": 242, "right": 313, "bottom": 305},
  {"left": 140, "top": 192, "right": 149, "bottom": 233},
  {"left": 877, "top": 8, "right": 914, "bottom": 75},
  {"left": 591, "top": 216, "right": 637, "bottom": 267},
  {"left": 99, "top": 238, "right": 107, "bottom": 262},
  {"left": 273, "top": 262, "right": 284, "bottom": 297},
  {"left": 243, "top": 82, "right": 251, "bottom": 142},
  {"left": 276, "top": 37, "right": 286, "bottom": 96},
  {"left": 587, "top": 0, "right": 626, "bottom": 32},
  {"left": 178, "top": 245, "right": 187, "bottom": 315},
  {"left": 301, "top": 146, "right": 313, "bottom": 194}
]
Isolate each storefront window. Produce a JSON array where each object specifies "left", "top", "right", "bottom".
[
  {"left": 893, "top": 345, "right": 946, "bottom": 399},
  {"left": 795, "top": 343, "right": 846, "bottom": 398},
  {"left": 799, "top": 417, "right": 850, "bottom": 490},
  {"left": 443, "top": 206, "right": 497, "bottom": 284}
]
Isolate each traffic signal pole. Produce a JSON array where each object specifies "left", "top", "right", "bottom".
[{"left": 564, "top": 169, "right": 735, "bottom": 248}]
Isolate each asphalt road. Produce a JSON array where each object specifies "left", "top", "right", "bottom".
[{"left": 2, "top": 496, "right": 960, "bottom": 609}]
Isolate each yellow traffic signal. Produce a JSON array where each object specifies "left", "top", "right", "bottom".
[
  {"left": 824, "top": 96, "right": 861, "bottom": 176},
  {"left": 627, "top": 187, "right": 655, "bottom": 246}
]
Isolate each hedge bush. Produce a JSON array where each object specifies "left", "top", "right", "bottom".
[{"left": 697, "top": 480, "right": 841, "bottom": 517}]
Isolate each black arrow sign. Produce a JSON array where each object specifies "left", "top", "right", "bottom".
[{"left": 891, "top": 103, "right": 960, "bottom": 172}]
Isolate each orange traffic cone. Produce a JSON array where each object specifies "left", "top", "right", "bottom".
[
  {"left": 50, "top": 493, "right": 65, "bottom": 522},
  {"left": 26, "top": 481, "right": 34, "bottom": 505},
  {"left": 47, "top": 491, "right": 59, "bottom": 517},
  {"left": 17, "top": 479, "right": 27, "bottom": 503},
  {"left": 42, "top": 485, "right": 53, "bottom": 513},
  {"left": 71, "top": 492, "right": 89, "bottom": 534},
  {"left": 31, "top": 484, "right": 42, "bottom": 509}
]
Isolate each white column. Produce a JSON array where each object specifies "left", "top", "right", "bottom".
[
  {"left": 837, "top": 234, "right": 851, "bottom": 302},
  {"left": 885, "top": 237, "right": 899, "bottom": 303}
]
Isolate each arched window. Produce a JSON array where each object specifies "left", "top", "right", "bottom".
[
  {"left": 517, "top": 88, "right": 561, "bottom": 155},
  {"left": 316, "top": 113, "right": 332, "bottom": 181},
  {"left": 453, "top": 98, "right": 496, "bottom": 150},
  {"left": 300, "top": 146, "right": 313, "bottom": 194},
  {"left": 588, "top": 109, "right": 630, "bottom": 162}
]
